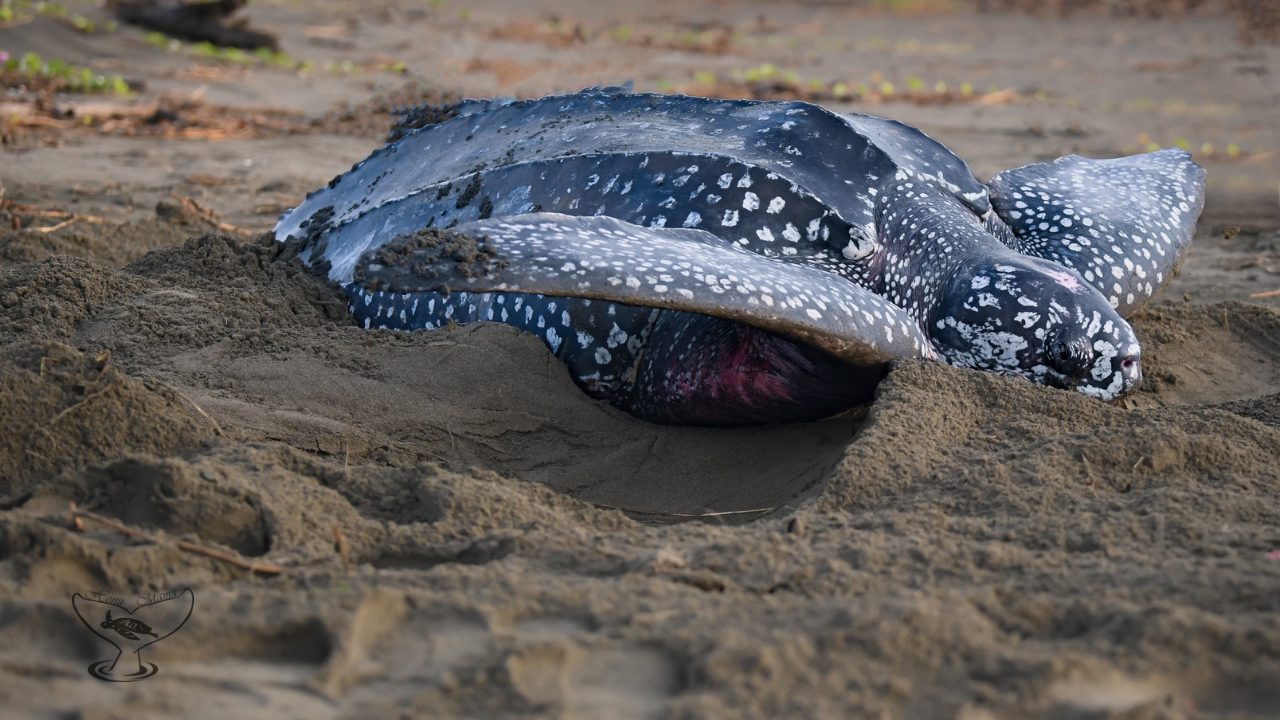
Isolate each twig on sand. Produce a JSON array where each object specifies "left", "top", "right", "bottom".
[
  {"left": 976, "top": 88, "right": 1018, "bottom": 105},
  {"left": 34, "top": 218, "right": 77, "bottom": 233},
  {"left": 45, "top": 376, "right": 122, "bottom": 430},
  {"left": 70, "top": 503, "right": 282, "bottom": 576},
  {"left": 167, "top": 191, "right": 255, "bottom": 236},
  {"left": 14, "top": 210, "right": 110, "bottom": 234},
  {"left": 1082, "top": 454, "right": 1096, "bottom": 488},
  {"left": 31, "top": 210, "right": 110, "bottom": 224},
  {"left": 1250, "top": 288, "right": 1280, "bottom": 299},
  {"left": 585, "top": 500, "right": 776, "bottom": 519},
  {"left": 147, "top": 377, "right": 224, "bottom": 436},
  {"left": 334, "top": 526, "right": 351, "bottom": 572}
]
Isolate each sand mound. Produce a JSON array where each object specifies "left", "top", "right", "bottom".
[
  {"left": 0, "top": 255, "right": 151, "bottom": 338},
  {"left": 1132, "top": 301, "right": 1280, "bottom": 407},
  {"left": 819, "top": 358, "right": 1280, "bottom": 513},
  {"left": 66, "top": 232, "right": 351, "bottom": 367},
  {"left": 0, "top": 341, "right": 218, "bottom": 498},
  {"left": 0, "top": 215, "right": 205, "bottom": 271}
]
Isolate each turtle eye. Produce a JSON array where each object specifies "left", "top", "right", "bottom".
[{"left": 1047, "top": 327, "right": 1092, "bottom": 379}]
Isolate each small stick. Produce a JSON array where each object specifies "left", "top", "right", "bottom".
[
  {"left": 35, "top": 218, "right": 77, "bottom": 233},
  {"left": 147, "top": 378, "right": 224, "bottom": 436},
  {"left": 31, "top": 210, "right": 109, "bottom": 223},
  {"left": 46, "top": 377, "right": 121, "bottom": 429},
  {"left": 1250, "top": 288, "right": 1280, "bottom": 299},
  {"left": 585, "top": 500, "right": 775, "bottom": 518},
  {"left": 70, "top": 504, "right": 281, "bottom": 576},
  {"left": 334, "top": 526, "right": 351, "bottom": 571},
  {"left": 166, "top": 191, "right": 254, "bottom": 236}
]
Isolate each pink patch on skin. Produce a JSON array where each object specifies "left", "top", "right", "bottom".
[
  {"left": 1268, "top": 550, "right": 1280, "bottom": 560},
  {"left": 1045, "top": 269, "right": 1084, "bottom": 292}
]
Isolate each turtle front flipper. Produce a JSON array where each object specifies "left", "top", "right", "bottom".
[
  {"left": 987, "top": 149, "right": 1206, "bottom": 317},
  {"left": 354, "top": 213, "right": 934, "bottom": 367}
]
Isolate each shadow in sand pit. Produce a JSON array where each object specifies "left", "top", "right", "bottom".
[{"left": 168, "top": 323, "right": 861, "bottom": 522}]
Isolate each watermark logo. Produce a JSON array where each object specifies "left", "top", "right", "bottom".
[{"left": 72, "top": 588, "right": 195, "bottom": 681}]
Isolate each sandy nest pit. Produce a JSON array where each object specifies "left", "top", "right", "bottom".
[{"left": 0, "top": 224, "right": 1276, "bottom": 719}]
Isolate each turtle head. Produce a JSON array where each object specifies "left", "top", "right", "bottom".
[{"left": 929, "top": 254, "right": 1142, "bottom": 400}]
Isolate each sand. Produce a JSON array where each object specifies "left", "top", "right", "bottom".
[{"left": 1, "top": 1, "right": 1279, "bottom": 718}]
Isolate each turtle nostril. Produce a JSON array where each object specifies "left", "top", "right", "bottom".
[{"left": 1121, "top": 356, "right": 1136, "bottom": 370}]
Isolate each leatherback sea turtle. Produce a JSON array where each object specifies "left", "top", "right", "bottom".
[{"left": 274, "top": 87, "right": 1205, "bottom": 426}]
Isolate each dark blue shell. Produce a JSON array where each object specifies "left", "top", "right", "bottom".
[{"left": 276, "top": 90, "right": 990, "bottom": 283}]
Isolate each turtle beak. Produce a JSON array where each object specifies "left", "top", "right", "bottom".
[{"left": 1073, "top": 343, "right": 1142, "bottom": 401}]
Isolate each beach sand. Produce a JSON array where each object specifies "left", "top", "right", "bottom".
[{"left": 1, "top": 1, "right": 1278, "bottom": 717}]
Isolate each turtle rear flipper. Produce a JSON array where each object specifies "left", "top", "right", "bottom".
[
  {"left": 354, "top": 213, "right": 934, "bottom": 367},
  {"left": 987, "top": 149, "right": 1206, "bottom": 317}
]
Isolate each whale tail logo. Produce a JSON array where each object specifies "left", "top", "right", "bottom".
[{"left": 72, "top": 589, "right": 194, "bottom": 681}]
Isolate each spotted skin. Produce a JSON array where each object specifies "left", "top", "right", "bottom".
[
  {"left": 931, "top": 257, "right": 1143, "bottom": 398},
  {"left": 348, "top": 287, "right": 658, "bottom": 400},
  {"left": 861, "top": 181, "right": 1144, "bottom": 397},
  {"left": 276, "top": 89, "right": 1205, "bottom": 424},
  {"left": 310, "top": 152, "right": 862, "bottom": 286},
  {"left": 357, "top": 214, "right": 933, "bottom": 365},
  {"left": 988, "top": 149, "right": 1205, "bottom": 316},
  {"left": 276, "top": 90, "right": 991, "bottom": 275}
]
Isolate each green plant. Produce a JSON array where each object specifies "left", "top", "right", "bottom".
[{"left": 2, "top": 51, "right": 131, "bottom": 95}]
